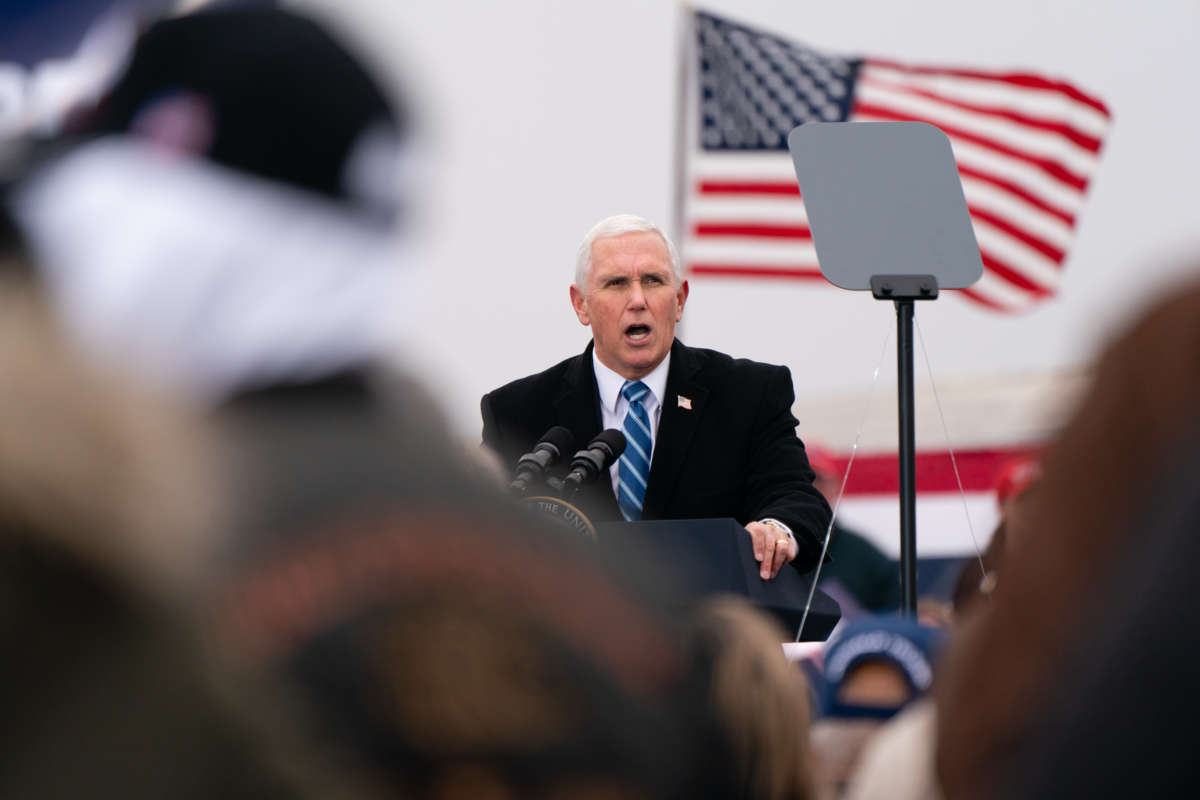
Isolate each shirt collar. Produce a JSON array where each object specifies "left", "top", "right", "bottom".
[{"left": 592, "top": 347, "right": 672, "bottom": 413}]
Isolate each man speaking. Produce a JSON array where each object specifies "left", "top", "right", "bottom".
[{"left": 481, "top": 214, "right": 830, "bottom": 579}]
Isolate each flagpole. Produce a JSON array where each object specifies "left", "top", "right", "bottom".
[{"left": 671, "top": 2, "right": 693, "bottom": 339}]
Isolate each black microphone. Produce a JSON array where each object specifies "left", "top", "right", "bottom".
[
  {"left": 560, "top": 429, "right": 627, "bottom": 495},
  {"left": 509, "top": 426, "right": 575, "bottom": 496}
]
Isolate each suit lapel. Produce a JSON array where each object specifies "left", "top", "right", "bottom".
[
  {"left": 554, "top": 341, "right": 603, "bottom": 445},
  {"left": 643, "top": 340, "right": 709, "bottom": 517}
]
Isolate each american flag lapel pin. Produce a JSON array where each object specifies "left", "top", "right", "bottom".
[{"left": 677, "top": 395, "right": 693, "bottom": 411}]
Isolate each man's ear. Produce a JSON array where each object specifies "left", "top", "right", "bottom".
[
  {"left": 675, "top": 279, "right": 690, "bottom": 321},
  {"left": 570, "top": 285, "right": 590, "bottom": 326}
]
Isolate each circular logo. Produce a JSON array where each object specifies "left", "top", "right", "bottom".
[{"left": 520, "top": 496, "right": 597, "bottom": 540}]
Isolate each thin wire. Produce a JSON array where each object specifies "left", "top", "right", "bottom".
[
  {"left": 797, "top": 318, "right": 893, "bottom": 642},
  {"left": 915, "top": 317, "right": 987, "bottom": 579}
]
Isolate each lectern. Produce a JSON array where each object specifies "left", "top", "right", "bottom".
[{"left": 596, "top": 518, "right": 841, "bottom": 641}]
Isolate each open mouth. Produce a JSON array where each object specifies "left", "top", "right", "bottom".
[{"left": 625, "top": 324, "right": 651, "bottom": 341}]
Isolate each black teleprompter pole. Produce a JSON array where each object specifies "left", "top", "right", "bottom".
[
  {"left": 871, "top": 275, "right": 937, "bottom": 618},
  {"left": 895, "top": 298, "right": 918, "bottom": 616}
]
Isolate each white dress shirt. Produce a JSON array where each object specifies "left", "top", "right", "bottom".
[{"left": 592, "top": 350, "right": 671, "bottom": 498}]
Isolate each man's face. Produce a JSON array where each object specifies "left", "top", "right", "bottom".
[{"left": 570, "top": 231, "right": 688, "bottom": 380}]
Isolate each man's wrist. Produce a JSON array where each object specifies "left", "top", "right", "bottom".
[{"left": 759, "top": 518, "right": 796, "bottom": 560}]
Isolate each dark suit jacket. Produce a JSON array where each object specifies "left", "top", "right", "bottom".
[{"left": 481, "top": 340, "right": 830, "bottom": 572}]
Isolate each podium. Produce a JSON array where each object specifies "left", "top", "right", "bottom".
[{"left": 595, "top": 518, "right": 841, "bottom": 642}]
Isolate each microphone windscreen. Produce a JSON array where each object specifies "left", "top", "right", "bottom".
[
  {"left": 593, "top": 428, "right": 627, "bottom": 461},
  {"left": 539, "top": 425, "right": 575, "bottom": 458}
]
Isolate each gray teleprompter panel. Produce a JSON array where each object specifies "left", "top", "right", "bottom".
[{"left": 787, "top": 121, "right": 982, "bottom": 290}]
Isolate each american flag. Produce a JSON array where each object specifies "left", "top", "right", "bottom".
[{"left": 681, "top": 10, "right": 1111, "bottom": 312}]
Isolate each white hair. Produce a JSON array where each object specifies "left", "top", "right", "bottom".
[{"left": 573, "top": 214, "right": 681, "bottom": 288}]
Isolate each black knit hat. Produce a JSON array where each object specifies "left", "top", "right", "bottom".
[{"left": 92, "top": 5, "right": 405, "bottom": 210}]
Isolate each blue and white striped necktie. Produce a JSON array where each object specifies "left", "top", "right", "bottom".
[{"left": 618, "top": 380, "right": 652, "bottom": 521}]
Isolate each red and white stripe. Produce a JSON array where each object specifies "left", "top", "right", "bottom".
[
  {"left": 820, "top": 445, "right": 1040, "bottom": 557},
  {"left": 683, "top": 56, "right": 1111, "bottom": 313}
]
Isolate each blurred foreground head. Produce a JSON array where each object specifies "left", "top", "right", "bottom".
[
  {"left": 0, "top": 258, "right": 361, "bottom": 797},
  {"left": 7, "top": 5, "right": 410, "bottom": 404},
  {"left": 936, "top": 276, "right": 1200, "bottom": 798},
  {"left": 0, "top": 267, "right": 218, "bottom": 593},
  {"left": 218, "top": 499, "right": 740, "bottom": 797},
  {"left": 688, "top": 596, "right": 816, "bottom": 800}
]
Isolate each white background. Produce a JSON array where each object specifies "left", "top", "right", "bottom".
[{"left": 292, "top": 0, "right": 1199, "bottom": 554}]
